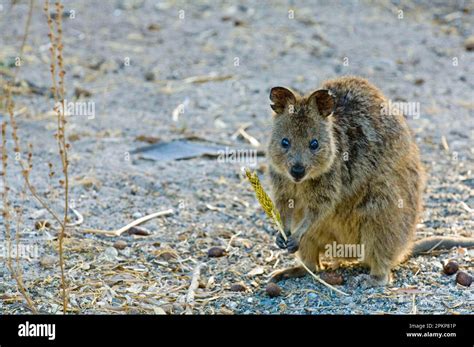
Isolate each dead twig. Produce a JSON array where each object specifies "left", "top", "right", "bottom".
[
  {"left": 226, "top": 231, "right": 242, "bottom": 252},
  {"left": 185, "top": 263, "right": 206, "bottom": 313},
  {"left": 441, "top": 135, "right": 449, "bottom": 152},
  {"left": 411, "top": 294, "right": 417, "bottom": 314},
  {"left": 82, "top": 209, "right": 174, "bottom": 236},
  {"left": 231, "top": 123, "right": 261, "bottom": 147},
  {"left": 183, "top": 74, "right": 233, "bottom": 84},
  {"left": 237, "top": 128, "right": 261, "bottom": 147},
  {"left": 67, "top": 207, "right": 84, "bottom": 227}
]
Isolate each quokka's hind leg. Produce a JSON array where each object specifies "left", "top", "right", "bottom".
[
  {"left": 356, "top": 179, "right": 419, "bottom": 286},
  {"left": 360, "top": 224, "right": 397, "bottom": 286},
  {"left": 359, "top": 216, "right": 411, "bottom": 286}
]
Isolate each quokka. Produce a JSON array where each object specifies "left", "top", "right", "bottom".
[{"left": 267, "top": 76, "right": 474, "bottom": 286}]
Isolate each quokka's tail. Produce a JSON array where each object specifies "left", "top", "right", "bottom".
[{"left": 411, "top": 236, "right": 474, "bottom": 256}]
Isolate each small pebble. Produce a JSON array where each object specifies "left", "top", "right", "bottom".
[
  {"left": 128, "top": 226, "right": 151, "bottom": 236},
  {"left": 113, "top": 240, "right": 127, "bottom": 250},
  {"left": 147, "top": 23, "right": 161, "bottom": 31},
  {"left": 320, "top": 272, "right": 344, "bottom": 285},
  {"left": 132, "top": 212, "right": 143, "bottom": 219},
  {"left": 464, "top": 36, "right": 474, "bottom": 51},
  {"left": 158, "top": 251, "right": 177, "bottom": 261},
  {"left": 456, "top": 271, "right": 472, "bottom": 287},
  {"left": 144, "top": 71, "right": 155, "bottom": 81},
  {"left": 443, "top": 260, "right": 459, "bottom": 275},
  {"left": 230, "top": 283, "right": 247, "bottom": 292},
  {"left": 414, "top": 78, "right": 425, "bottom": 86},
  {"left": 103, "top": 246, "right": 118, "bottom": 261},
  {"left": 265, "top": 282, "right": 281, "bottom": 297},
  {"left": 40, "top": 255, "right": 56, "bottom": 268},
  {"left": 74, "top": 87, "right": 92, "bottom": 98},
  {"left": 208, "top": 247, "right": 226, "bottom": 258}
]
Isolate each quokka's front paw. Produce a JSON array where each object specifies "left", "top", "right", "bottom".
[
  {"left": 286, "top": 235, "right": 299, "bottom": 253},
  {"left": 276, "top": 232, "right": 287, "bottom": 249},
  {"left": 275, "top": 229, "right": 291, "bottom": 250}
]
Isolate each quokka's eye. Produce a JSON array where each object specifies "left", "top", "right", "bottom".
[
  {"left": 309, "top": 139, "right": 319, "bottom": 150},
  {"left": 281, "top": 138, "right": 290, "bottom": 149}
]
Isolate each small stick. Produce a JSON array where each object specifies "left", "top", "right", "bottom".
[
  {"left": 186, "top": 263, "right": 206, "bottom": 312},
  {"left": 238, "top": 128, "right": 261, "bottom": 147},
  {"left": 411, "top": 294, "right": 417, "bottom": 314},
  {"left": 441, "top": 135, "right": 449, "bottom": 152},
  {"left": 459, "top": 201, "right": 473, "bottom": 213},
  {"left": 82, "top": 209, "right": 174, "bottom": 236},
  {"left": 183, "top": 74, "right": 233, "bottom": 84},
  {"left": 226, "top": 231, "right": 242, "bottom": 252},
  {"left": 66, "top": 207, "right": 84, "bottom": 227},
  {"left": 230, "top": 123, "right": 252, "bottom": 140}
]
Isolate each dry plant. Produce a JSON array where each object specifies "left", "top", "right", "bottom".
[
  {"left": 1, "top": 121, "right": 37, "bottom": 313},
  {"left": 1, "top": 0, "right": 37, "bottom": 313},
  {"left": 43, "top": 0, "right": 70, "bottom": 314},
  {"left": 1, "top": 0, "right": 71, "bottom": 313},
  {"left": 245, "top": 169, "right": 348, "bottom": 296}
]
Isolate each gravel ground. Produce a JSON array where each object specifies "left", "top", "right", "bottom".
[{"left": 0, "top": 0, "right": 472, "bottom": 314}]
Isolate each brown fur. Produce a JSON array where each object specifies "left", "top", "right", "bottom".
[{"left": 267, "top": 76, "right": 473, "bottom": 286}]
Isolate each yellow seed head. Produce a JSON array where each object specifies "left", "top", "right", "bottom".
[{"left": 245, "top": 169, "right": 282, "bottom": 226}]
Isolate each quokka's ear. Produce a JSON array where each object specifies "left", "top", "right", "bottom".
[
  {"left": 308, "top": 89, "right": 335, "bottom": 117},
  {"left": 270, "top": 87, "right": 296, "bottom": 114}
]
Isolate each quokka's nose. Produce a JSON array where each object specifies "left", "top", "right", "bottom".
[{"left": 290, "top": 164, "right": 306, "bottom": 180}]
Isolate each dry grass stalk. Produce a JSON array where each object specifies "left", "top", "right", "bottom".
[
  {"left": 245, "top": 169, "right": 348, "bottom": 296},
  {"left": 244, "top": 169, "right": 283, "bottom": 232},
  {"left": 1, "top": 123, "right": 38, "bottom": 313},
  {"left": 0, "top": 0, "right": 38, "bottom": 313},
  {"left": 44, "top": 0, "right": 69, "bottom": 313}
]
